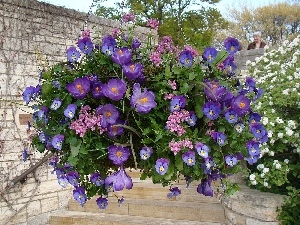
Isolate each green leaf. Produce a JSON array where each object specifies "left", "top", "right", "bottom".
[
  {"left": 68, "top": 155, "right": 79, "bottom": 166},
  {"left": 140, "top": 172, "right": 148, "bottom": 180},
  {"left": 165, "top": 65, "right": 171, "bottom": 77},
  {"left": 212, "top": 50, "right": 228, "bottom": 66},
  {"left": 41, "top": 82, "right": 53, "bottom": 95},
  {"left": 70, "top": 140, "right": 81, "bottom": 157},
  {"left": 188, "top": 72, "right": 197, "bottom": 80},
  {"left": 181, "top": 83, "right": 189, "bottom": 94},
  {"left": 175, "top": 154, "right": 183, "bottom": 171}
]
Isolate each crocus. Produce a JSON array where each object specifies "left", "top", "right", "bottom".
[
  {"left": 122, "top": 62, "right": 143, "bottom": 80},
  {"left": 66, "top": 46, "right": 81, "bottom": 63},
  {"left": 170, "top": 95, "right": 186, "bottom": 112},
  {"left": 182, "top": 151, "right": 196, "bottom": 166},
  {"left": 225, "top": 155, "right": 238, "bottom": 167},
  {"left": 195, "top": 142, "right": 210, "bottom": 158},
  {"left": 96, "top": 104, "right": 120, "bottom": 127},
  {"left": 139, "top": 147, "right": 153, "bottom": 160},
  {"left": 66, "top": 77, "right": 91, "bottom": 99},
  {"left": 64, "top": 104, "right": 77, "bottom": 119},
  {"left": 197, "top": 179, "right": 213, "bottom": 197},
  {"left": 202, "top": 101, "right": 222, "bottom": 120},
  {"left": 104, "top": 167, "right": 133, "bottom": 191},
  {"left": 224, "top": 109, "right": 238, "bottom": 124},
  {"left": 108, "top": 145, "right": 130, "bottom": 165},
  {"left": 204, "top": 81, "right": 227, "bottom": 102},
  {"left": 73, "top": 186, "right": 87, "bottom": 206},
  {"left": 77, "top": 37, "right": 93, "bottom": 55},
  {"left": 179, "top": 50, "right": 193, "bottom": 67},
  {"left": 92, "top": 82, "right": 105, "bottom": 99},
  {"left": 111, "top": 47, "right": 132, "bottom": 65},
  {"left": 231, "top": 95, "right": 251, "bottom": 117},
  {"left": 67, "top": 171, "right": 79, "bottom": 187},
  {"left": 202, "top": 47, "right": 218, "bottom": 63},
  {"left": 50, "top": 98, "right": 62, "bottom": 110},
  {"left": 224, "top": 37, "right": 240, "bottom": 55},
  {"left": 155, "top": 158, "right": 169, "bottom": 175},
  {"left": 130, "top": 83, "right": 157, "bottom": 114},
  {"left": 212, "top": 131, "right": 226, "bottom": 146},
  {"left": 51, "top": 134, "right": 64, "bottom": 150},
  {"left": 107, "top": 119, "right": 125, "bottom": 137},
  {"left": 90, "top": 172, "right": 104, "bottom": 186},
  {"left": 132, "top": 38, "right": 141, "bottom": 49},
  {"left": 102, "top": 78, "right": 127, "bottom": 101},
  {"left": 96, "top": 197, "right": 108, "bottom": 209}
]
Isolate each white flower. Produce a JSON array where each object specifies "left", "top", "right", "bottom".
[
  {"left": 246, "top": 60, "right": 252, "bottom": 66},
  {"left": 273, "top": 160, "right": 279, "bottom": 165},
  {"left": 262, "top": 117, "right": 268, "bottom": 125},
  {"left": 249, "top": 174, "right": 256, "bottom": 181},
  {"left": 263, "top": 181, "right": 269, "bottom": 187},
  {"left": 271, "top": 109, "right": 275, "bottom": 113},
  {"left": 278, "top": 133, "right": 284, "bottom": 138},
  {"left": 251, "top": 180, "right": 257, "bottom": 185},
  {"left": 270, "top": 139, "right": 275, "bottom": 144},
  {"left": 286, "top": 129, "right": 294, "bottom": 136},
  {"left": 275, "top": 163, "right": 282, "bottom": 169},
  {"left": 267, "top": 131, "right": 273, "bottom": 138},
  {"left": 257, "top": 164, "right": 264, "bottom": 170},
  {"left": 284, "top": 159, "right": 289, "bottom": 164},
  {"left": 270, "top": 122, "right": 275, "bottom": 126},
  {"left": 282, "top": 89, "right": 289, "bottom": 95},
  {"left": 262, "top": 167, "right": 270, "bottom": 173},
  {"left": 269, "top": 151, "right": 275, "bottom": 156},
  {"left": 261, "top": 173, "right": 265, "bottom": 178},
  {"left": 276, "top": 118, "right": 284, "bottom": 124}
]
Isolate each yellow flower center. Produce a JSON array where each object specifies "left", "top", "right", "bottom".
[
  {"left": 106, "top": 111, "right": 112, "bottom": 117},
  {"left": 240, "top": 102, "right": 245, "bottom": 108},
  {"left": 116, "top": 151, "right": 122, "bottom": 157},
  {"left": 118, "top": 49, "right": 123, "bottom": 55},
  {"left": 111, "top": 87, "right": 118, "bottom": 94},
  {"left": 159, "top": 166, "right": 164, "bottom": 172},
  {"left": 230, "top": 46, "right": 235, "bottom": 51},
  {"left": 188, "top": 158, "right": 193, "bottom": 164},
  {"left": 138, "top": 97, "right": 148, "bottom": 103},
  {"left": 130, "top": 64, "right": 135, "bottom": 71},
  {"left": 76, "top": 84, "right": 84, "bottom": 93}
]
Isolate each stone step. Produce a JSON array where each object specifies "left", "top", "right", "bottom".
[
  {"left": 50, "top": 210, "right": 225, "bottom": 225},
  {"left": 68, "top": 198, "right": 225, "bottom": 223}
]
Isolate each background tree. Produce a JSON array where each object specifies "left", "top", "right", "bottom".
[{"left": 95, "top": 0, "right": 229, "bottom": 49}]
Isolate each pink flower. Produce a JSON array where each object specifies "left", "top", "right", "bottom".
[
  {"left": 184, "top": 45, "right": 199, "bottom": 57},
  {"left": 167, "top": 80, "right": 177, "bottom": 90},
  {"left": 146, "top": 18, "right": 159, "bottom": 30},
  {"left": 164, "top": 93, "right": 175, "bottom": 100},
  {"left": 122, "top": 13, "right": 135, "bottom": 22},
  {"left": 112, "top": 28, "right": 120, "bottom": 38},
  {"left": 149, "top": 52, "right": 162, "bottom": 66},
  {"left": 82, "top": 30, "right": 90, "bottom": 38}
]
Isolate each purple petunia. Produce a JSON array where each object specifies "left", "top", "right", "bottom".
[
  {"left": 202, "top": 101, "right": 222, "bottom": 120},
  {"left": 77, "top": 37, "right": 94, "bottom": 55},
  {"left": 66, "top": 77, "right": 91, "bottom": 99},
  {"left": 108, "top": 145, "right": 130, "bottom": 165},
  {"left": 111, "top": 47, "right": 132, "bottom": 65},
  {"left": 66, "top": 46, "right": 81, "bottom": 63},
  {"left": 224, "top": 37, "right": 240, "bottom": 55},
  {"left": 182, "top": 151, "right": 196, "bottom": 166},
  {"left": 231, "top": 95, "right": 251, "bottom": 117},
  {"left": 96, "top": 104, "right": 120, "bottom": 127},
  {"left": 122, "top": 62, "right": 143, "bottom": 80},
  {"left": 102, "top": 78, "right": 127, "bottom": 101},
  {"left": 130, "top": 83, "right": 157, "bottom": 114},
  {"left": 73, "top": 186, "right": 87, "bottom": 206},
  {"left": 51, "top": 134, "right": 64, "bottom": 150},
  {"left": 155, "top": 158, "right": 169, "bottom": 175},
  {"left": 179, "top": 50, "right": 193, "bottom": 67},
  {"left": 202, "top": 47, "right": 218, "bottom": 63}
]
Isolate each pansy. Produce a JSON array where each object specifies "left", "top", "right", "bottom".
[
  {"left": 67, "top": 171, "right": 79, "bottom": 187},
  {"left": 247, "top": 154, "right": 260, "bottom": 165},
  {"left": 130, "top": 83, "right": 157, "bottom": 114},
  {"left": 139, "top": 147, "right": 153, "bottom": 160},
  {"left": 202, "top": 47, "right": 218, "bottom": 63},
  {"left": 224, "top": 37, "right": 240, "bottom": 55},
  {"left": 225, "top": 155, "right": 238, "bottom": 167},
  {"left": 246, "top": 140, "right": 260, "bottom": 156},
  {"left": 50, "top": 98, "right": 62, "bottom": 110},
  {"left": 52, "top": 81, "right": 61, "bottom": 89},
  {"left": 122, "top": 62, "right": 143, "bottom": 80},
  {"left": 51, "top": 134, "right": 64, "bottom": 150},
  {"left": 102, "top": 78, "right": 127, "bottom": 101},
  {"left": 182, "top": 151, "right": 196, "bottom": 166},
  {"left": 131, "top": 38, "right": 141, "bottom": 49},
  {"left": 111, "top": 47, "right": 132, "bottom": 65},
  {"left": 58, "top": 176, "right": 69, "bottom": 188},
  {"left": 77, "top": 37, "right": 93, "bottom": 55},
  {"left": 167, "top": 186, "right": 181, "bottom": 199},
  {"left": 104, "top": 167, "right": 133, "bottom": 191},
  {"left": 245, "top": 77, "right": 256, "bottom": 92},
  {"left": 96, "top": 197, "right": 108, "bottom": 209},
  {"left": 201, "top": 157, "right": 215, "bottom": 174},
  {"left": 231, "top": 95, "right": 251, "bottom": 117},
  {"left": 73, "top": 186, "right": 87, "bottom": 206},
  {"left": 224, "top": 108, "right": 238, "bottom": 124},
  {"left": 64, "top": 104, "right": 77, "bottom": 119},
  {"left": 170, "top": 95, "right": 186, "bottom": 112},
  {"left": 212, "top": 131, "right": 226, "bottom": 146},
  {"left": 22, "top": 86, "right": 36, "bottom": 105},
  {"left": 186, "top": 111, "right": 197, "bottom": 126},
  {"left": 179, "top": 50, "right": 193, "bottom": 67},
  {"left": 155, "top": 158, "right": 169, "bottom": 175},
  {"left": 92, "top": 82, "right": 105, "bottom": 99},
  {"left": 108, "top": 145, "right": 130, "bottom": 165},
  {"left": 234, "top": 123, "right": 245, "bottom": 133},
  {"left": 202, "top": 101, "right": 222, "bottom": 120},
  {"left": 90, "top": 172, "right": 104, "bottom": 186},
  {"left": 66, "top": 46, "right": 81, "bottom": 63},
  {"left": 195, "top": 142, "right": 210, "bottom": 158},
  {"left": 66, "top": 77, "right": 91, "bottom": 99},
  {"left": 250, "top": 123, "right": 267, "bottom": 139},
  {"left": 96, "top": 104, "right": 120, "bottom": 127},
  {"left": 197, "top": 178, "right": 213, "bottom": 197}
]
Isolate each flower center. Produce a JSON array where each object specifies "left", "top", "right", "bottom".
[
  {"left": 142, "top": 153, "right": 148, "bottom": 159},
  {"left": 188, "top": 158, "right": 193, "bottom": 164},
  {"left": 208, "top": 55, "right": 212, "bottom": 60},
  {"left": 116, "top": 151, "right": 122, "bottom": 157},
  {"left": 139, "top": 97, "right": 148, "bottom": 103},
  {"left": 230, "top": 46, "right": 235, "bottom": 51},
  {"left": 229, "top": 115, "right": 235, "bottom": 120},
  {"left": 111, "top": 87, "right": 118, "bottom": 94},
  {"left": 130, "top": 64, "right": 135, "bottom": 71},
  {"left": 159, "top": 166, "right": 165, "bottom": 172},
  {"left": 118, "top": 49, "right": 123, "bottom": 55},
  {"left": 239, "top": 102, "right": 245, "bottom": 108},
  {"left": 76, "top": 84, "right": 84, "bottom": 93},
  {"left": 106, "top": 111, "right": 112, "bottom": 117}
]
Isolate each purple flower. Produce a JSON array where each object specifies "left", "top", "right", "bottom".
[
  {"left": 101, "top": 44, "right": 115, "bottom": 56},
  {"left": 139, "top": 147, "right": 153, "bottom": 160},
  {"left": 22, "top": 149, "right": 28, "bottom": 162},
  {"left": 122, "top": 62, "right": 143, "bottom": 80},
  {"left": 52, "top": 81, "right": 61, "bottom": 89},
  {"left": 66, "top": 46, "right": 81, "bottom": 63},
  {"left": 55, "top": 168, "right": 66, "bottom": 179},
  {"left": 96, "top": 197, "right": 108, "bottom": 209},
  {"left": 73, "top": 186, "right": 87, "bottom": 206},
  {"left": 104, "top": 168, "right": 133, "bottom": 191},
  {"left": 155, "top": 158, "right": 169, "bottom": 175},
  {"left": 66, "top": 77, "right": 91, "bottom": 99},
  {"left": 225, "top": 155, "right": 238, "bottom": 167},
  {"left": 247, "top": 154, "right": 260, "bottom": 165},
  {"left": 202, "top": 101, "right": 222, "bottom": 120},
  {"left": 182, "top": 151, "right": 196, "bottom": 166},
  {"left": 132, "top": 39, "right": 141, "bottom": 49},
  {"left": 96, "top": 104, "right": 120, "bottom": 127},
  {"left": 202, "top": 47, "right": 218, "bottom": 63},
  {"left": 167, "top": 186, "right": 181, "bottom": 199},
  {"left": 235, "top": 123, "right": 245, "bottom": 133},
  {"left": 58, "top": 176, "right": 69, "bottom": 188},
  {"left": 197, "top": 179, "right": 213, "bottom": 197},
  {"left": 92, "top": 82, "right": 105, "bottom": 99},
  {"left": 130, "top": 83, "right": 157, "bottom": 114},
  {"left": 107, "top": 119, "right": 125, "bottom": 137},
  {"left": 250, "top": 123, "right": 267, "bottom": 139},
  {"left": 224, "top": 37, "right": 240, "bottom": 54},
  {"left": 37, "top": 106, "right": 49, "bottom": 123},
  {"left": 204, "top": 81, "right": 227, "bottom": 102},
  {"left": 87, "top": 74, "right": 98, "bottom": 85},
  {"left": 64, "top": 104, "right": 77, "bottom": 119},
  {"left": 246, "top": 140, "right": 260, "bottom": 156},
  {"left": 212, "top": 131, "right": 226, "bottom": 146},
  {"left": 22, "top": 86, "right": 36, "bottom": 105},
  {"left": 122, "top": 12, "right": 135, "bottom": 22},
  {"left": 222, "top": 55, "right": 237, "bottom": 74},
  {"left": 179, "top": 50, "right": 193, "bottom": 67},
  {"left": 90, "top": 172, "right": 104, "bottom": 186},
  {"left": 253, "top": 88, "right": 263, "bottom": 102},
  {"left": 51, "top": 134, "right": 64, "bottom": 150},
  {"left": 50, "top": 98, "right": 62, "bottom": 110},
  {"left": 146, "top": 18, "right": 159, "bottom": 30},
  {"left": 201, "top": 157, "right": 215, "bottom": 174},
  {"left": 249, "top": 112, "right": 261, "bottom": 124},
  {"left": 102, "top": 35, "right": 117, "bottom": 47},
  {"left": 67, "top": 171, "right": 79, "bottom": 187},
  {"left": 186, "top": 111, "right": 197, "bottom": 126},
  {"left": 170, "top": 95, "right": 186, "bottom": 112},
  {"left": 231, "top": 95, "right": 251, "bottom": 117},
  {"left": 102, "top": 78, "right": 127, "bottom": 101},
  {"left": 224, "top": 109, "right": 238, "bottom": 124},
  {"left": 245, "top": 77, "right": 256, "bottom": 92},
  {"left": 195, "top": 142, "right": 210, "bottom": 158},
  {"left": 111, "top": 47, "right": 132, "bottom": 65},
  {"left": 108, "top": 145, "right": 130, "bottom": 165},
  {"left": 77, "top": 37, "right": 93, "bottom": 55}
]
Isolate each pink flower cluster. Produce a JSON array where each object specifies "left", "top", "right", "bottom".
[
  {"left": 184, "top": 45, "right": 199, "bottom": 57},
  {"left": 166, "top": 109, "right": 190, "bottom": 136},
  {"left": 122, "top": 12, "right": 135, "bottom": 22},
  {"left": 167, "top": 80, "right": 177, "bottom": 90},
  {"left": 70, "top": 105, "right": 106, "bottom": 137},
  {"left": 146, "top": 18, "right": 159, "bottom": 30},
  {"left": 169, "top": 138, "right": 193, "bottom": 155},
  {"left": 82, "top": 30, "right": 90, "bottom": 38}
]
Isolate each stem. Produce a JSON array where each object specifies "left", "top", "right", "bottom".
[{"left": 130, "top": 133, "right": 138, "bottom": 170}]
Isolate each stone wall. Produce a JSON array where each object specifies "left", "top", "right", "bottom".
[{"left": 0, "top": 0, "right": 156, "bottom": 224}]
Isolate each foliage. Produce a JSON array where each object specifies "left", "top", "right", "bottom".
[
  {"left": 247, "top": 36, "right": 300, "bottom": 222},
  {"left": 95, "top": 0, "right": 228, "bottom": 49},
  {"left": 23, "top": 17, "right": 265, "bottom": 208}
]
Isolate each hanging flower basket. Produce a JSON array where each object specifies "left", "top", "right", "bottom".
[{"left": 22, "top": 16, "right": 267, "bottom": 208}]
